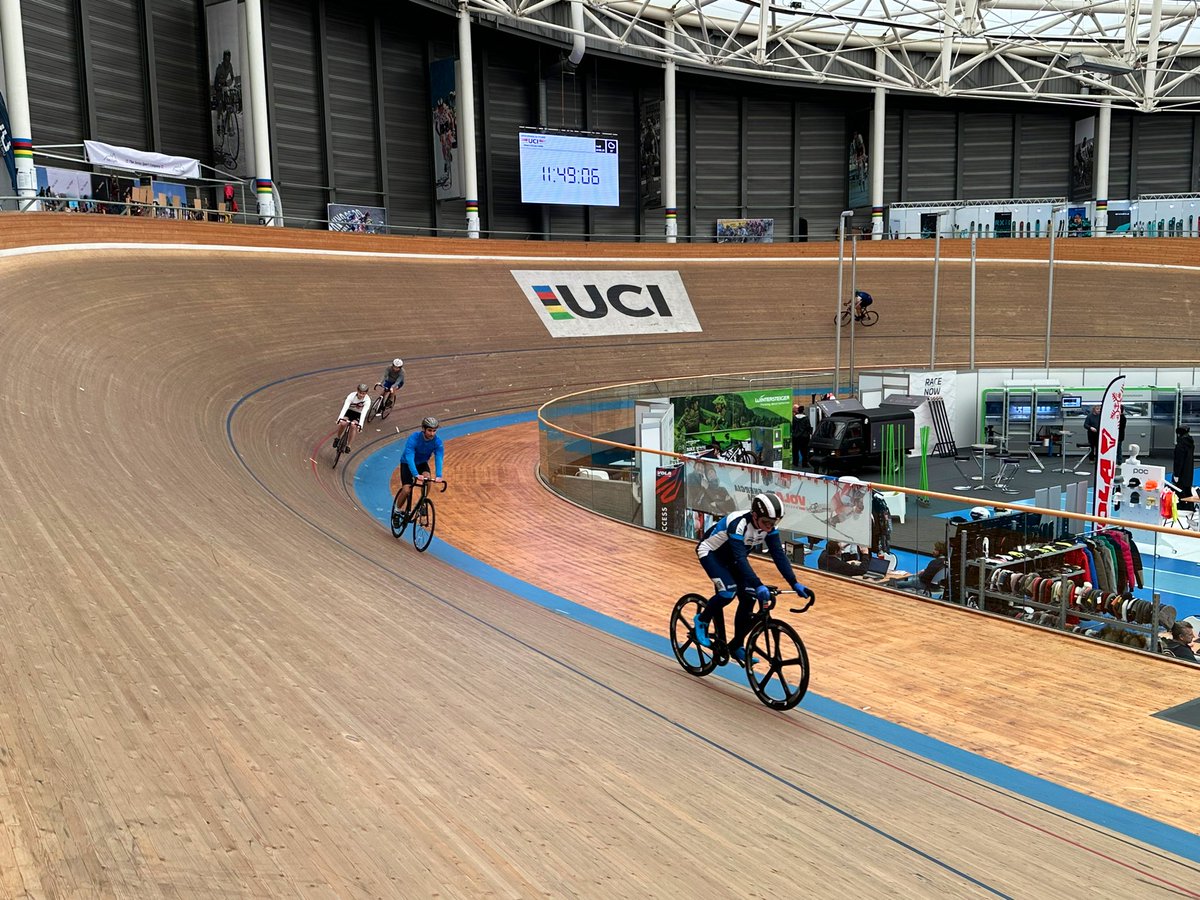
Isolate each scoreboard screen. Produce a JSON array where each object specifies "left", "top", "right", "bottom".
[{"left": 518, "top": 130, "right": 619, "bottom": 207}]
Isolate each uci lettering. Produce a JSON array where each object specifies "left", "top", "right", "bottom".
[{"left": 556, "top": 284, "right": 673, "bottom": 319}]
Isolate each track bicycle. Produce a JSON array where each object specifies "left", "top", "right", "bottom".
[
  {"left": 330, "top": 422, "right": 357, "bottom": 468},
  {"left": 365, "top": 383, "right": 397, "bottom": 424},
  {"left": 709, "top": 437, "right": 760, "bottom": 466},
  {"left": 669, "top": 585, "right": 815, "bottom": 710},
  {"left": 390, "top": 477, "right": 447, "bottom": 552},
  {"left": 835, "top": 300, "right": 879, "bottom": 327}
]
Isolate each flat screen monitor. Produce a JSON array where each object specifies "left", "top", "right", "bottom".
[
  {"left": 519, "top": 129, "right": 620, "bottom": 207},
  {"left": 1062, "top": 395, "right": 1082, "bottom": 409}
]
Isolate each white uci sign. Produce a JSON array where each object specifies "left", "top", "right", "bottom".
[{"left": 512, "top": 270, "right": 703, "bottom": 337}]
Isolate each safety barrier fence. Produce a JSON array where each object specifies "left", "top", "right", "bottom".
[{"left": 538, "top": 370, "right": 1200, "bottom": 665}]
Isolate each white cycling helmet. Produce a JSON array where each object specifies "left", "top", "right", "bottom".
[
  {"left": 969, "top": 506, "right": 991, "bottom": 520},
  {"left": 393, "top": 358, "right": 404, "bottom": 368},
  {"left": 751, "top": 492, "right": 785, "bottom": 521}
]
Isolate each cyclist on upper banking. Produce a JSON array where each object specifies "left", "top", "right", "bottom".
[
  {"left": 853, "top": 290, "right": 873, "bottom": 317},
  {"left": 693, "top": 492, "right": 811, "bottom": 665},
  {"left": 378, "top": 358, "right": 405, "bottom": 399},
  {"left": 394, "top": 416, "right": 446, "bottom": 512}
]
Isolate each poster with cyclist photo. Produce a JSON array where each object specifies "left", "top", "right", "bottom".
[
  {"left": 205, "top": 0, "right": 253, "bottom": 178},
  {"left": 846, "top": 109, "right": 870, "bottom": 210},
  {"left": 671, "top": 390, "right": 792, "bottom": 460},
  {"left": 753, "top": 468, "right": 871, "bottom": 546},
  {"left": 430, "top": 58, "right": 463, "bottom": 201}
]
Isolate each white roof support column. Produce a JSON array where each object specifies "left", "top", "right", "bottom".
[
  {"left": 458, "top": 0, "right": 481, "bottom": 238},
  {"left": 663, "top": 20, "right": 678, "bottom": 243},
  {"left": 871, "top": 47, "right": 886, "bottom": 239},
  {"left": 244, "top": 0, "right": 277, "bottom": 223},
  {"left": 0, "top": 0, "right": 39, "bottom": 205},
  {"left": 1143, "top": 0, "right": 1163, "bottom": 110},
  {"left": 1094, "top": 97, "right": 1112, "bottom": 235},
  {"left": 939, "top": 0, "right": 956, "bottom": 94}
]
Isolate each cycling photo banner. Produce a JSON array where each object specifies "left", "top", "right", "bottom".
[{"left": 205, "top": 0, "right": 253, "bottom": 177}]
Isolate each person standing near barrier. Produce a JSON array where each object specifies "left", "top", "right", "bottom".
[
  {"left": 1083, "top": 405, "right": 1101, "bottom": 464},
  {"left": 1174, "top": 426, "right": 1195, "bottom": 497},
  {"left": 792, "top": 404, "right": 812, "bottom": 470}
]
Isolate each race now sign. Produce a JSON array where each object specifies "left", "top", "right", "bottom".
[{"left": 512, "top": 270, "right": 702, "bottom": 337}]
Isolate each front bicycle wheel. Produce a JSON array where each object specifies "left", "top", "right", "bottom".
[
  {"left": 331, "top": 433, "right": 346, "bottom": 469},
  {"left": 412, "top": 499, "right": 436, "bottom": 551},
  {"left": 670, "top": 594, "right": 720, "bottom": 676},
  {"left": 380, "top": 393, "right": 394, "bottom": 420},
  {"left": 835, "top": 308, "right": 851, "bottom": 326},
  {"left": 366, "top": 395, "right": 383, "bottom": 424},
  {"left": 390, "top": 487, "right": 412, "bottom": 538},
  {"left": 860, "top": 309, "right": 879, "bottom": 327},
  {"left": 744, "top": 619, "right": 810, "bottom": 710}
]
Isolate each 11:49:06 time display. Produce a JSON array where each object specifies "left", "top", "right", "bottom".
[{"left": 541, "top": 166, "right": 601, "bottom": 185}]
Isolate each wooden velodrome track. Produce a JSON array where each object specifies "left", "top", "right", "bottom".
[{"left": 1, "top": 214, "right": 1199, "bottom": 897}]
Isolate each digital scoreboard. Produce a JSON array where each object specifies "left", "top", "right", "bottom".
[{"left": 518, "top": 130, "right": 619, "bottom": 207}]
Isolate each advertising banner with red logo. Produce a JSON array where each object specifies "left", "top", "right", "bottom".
[
  {"left": 655, "top": 464, "right": 686, "bottom": 534},
  {"left": 1092, "top": 375, "right": 1125, "bottom": 518}
]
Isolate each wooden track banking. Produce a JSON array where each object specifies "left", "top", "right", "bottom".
[{"left": 1, "top": 215, "right": 1198, "bottom": 897}]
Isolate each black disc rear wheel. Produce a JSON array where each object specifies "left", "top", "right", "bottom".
[
  {"left": 744, "top": 619, "right": 810, "bottom": 710},
  {"left": 412, "top": 500, "right": 436, "bottom": 551},
  {"left": 670, "top": 594, "right": 719, "bottom": 676}
]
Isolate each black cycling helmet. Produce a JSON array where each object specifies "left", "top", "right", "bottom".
[
  {"left": 751, "top": 492, "right": 784, "bottom": 522},
  {"left": 421, "top": 416, "right": 440, "bottom": 430}
]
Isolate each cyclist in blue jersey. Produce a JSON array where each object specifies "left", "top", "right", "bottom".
[
  {"left": 693, "top": 492, "right": 812, "bottom": 665},
  {"left": 853, "top": 289, "right": 873, "bottom": 318},
  {"left": 393, "top": 416, "right": 446, "bottom": 515}
]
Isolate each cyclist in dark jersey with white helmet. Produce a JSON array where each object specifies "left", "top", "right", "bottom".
[{"left": 693, "top": 492, "right": 813, "bottom": 665}]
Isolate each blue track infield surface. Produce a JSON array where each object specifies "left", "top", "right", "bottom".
[{"left": 354, "top": 412, "right": 1200, "bottom": 866}]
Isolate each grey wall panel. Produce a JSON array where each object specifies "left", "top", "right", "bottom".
[
  {"left": 883, "top": 109, "right": 901, "bottom": 203},
  {"left": 268, "top": 0, "right": 327, "bottom": 226},
  {"left": 691, "top": 90, "right": 739, "bottom": 234},
  {"left": 23, "top": 0, "right": 85, "bottom": 146},
  {"left": 795, "top": 102, "right": 844, "bottom": 239},
  {"left": 88, "top": 0, "right": 148, "bottom": 146},
  {"left": 902, "top": 109, "right": 956, "bottom": 201},
  {"left": 673, "top": 87, "right": 690, "bottom": 241},
  {"left": 325, "top": 11, "right": 380, "bottom": 204},
  {"left": 1108, "top": 115, "right": 1132, "bottom": 200},
  {"left": 380, "top": 27, "right": 433, "bottom": 232},
  {"left": 482, "top": 47, "right": 536, "bottom": 238},
  {"left": 587, "top": 64, "right": 637, "bottom": 240},
  {"left": 744, "top": 97, "right": 792, "bottom": 228},
  {"left": 1134, "top": 115, "right": 1193, "bottom": 194},
  {"left": 1017, "top": 115, "right": 1069, "bottom": 196},
  {"left": 961, "top": 113, "right": 1013, "bottom": 199},
  {"left": 152, "top": 0, "right": 209, "bottom": 160}
]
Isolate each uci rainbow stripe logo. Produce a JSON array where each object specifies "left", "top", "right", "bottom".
[{"left": 532, "top": 285, "right": 573, "bottom": 320}]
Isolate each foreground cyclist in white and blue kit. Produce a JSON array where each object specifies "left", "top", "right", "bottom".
[{"left": 693, "top": 492, "right": 811, "bottom": 665}]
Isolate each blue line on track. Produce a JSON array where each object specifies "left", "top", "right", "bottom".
[{"left": 355, "top": 411, "right": 1200, "bottom": 869}]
